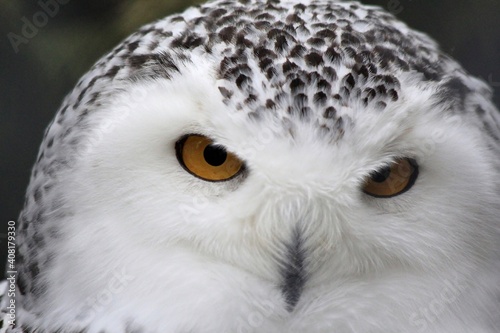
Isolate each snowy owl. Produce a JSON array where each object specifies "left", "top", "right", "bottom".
[{"left": 2, "top": 0, "right": 500, "bottom": 332}]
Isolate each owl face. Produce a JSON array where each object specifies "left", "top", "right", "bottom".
[
  {"left": 65, "top": 57, "right": 497, "bottom": 282},
  {"left": 14, "top": 0, "right": 500, "bottom": 332}
]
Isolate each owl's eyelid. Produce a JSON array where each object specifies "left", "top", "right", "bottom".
[
  {"left": 371, "top": 156, "right": 418, "bottom": 172},
  {"left": 362, "top": 157, "right": 419, "bottom": 198},
  {"left": 366, "top": 157, "right": 400, "bottom": 177},
  {"left": 178, "top": 132, "right": 225, "bottom": 146}
]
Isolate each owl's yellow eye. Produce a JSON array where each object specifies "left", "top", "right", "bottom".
[
  {"left": 175, "top": 134, "right": 244, "bottom": 181},
  {"left": 363, "top": 158, "right": 419, "bottom": 198}
]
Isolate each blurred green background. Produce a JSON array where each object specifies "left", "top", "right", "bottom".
[{"left": 1, "top": 0, "right": 499, "bottom": 275}]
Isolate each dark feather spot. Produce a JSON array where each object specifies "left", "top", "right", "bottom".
[
  {"left": 127, "top": 41, "right": 140, "bottom": 52},
  {"left": 171, "top": 33, "right": 204, "bottom": 49},
  {"left": 275, "top": 35, "right": 289, "bottom": 52},
  {"left": 259, "top": 58, "right": 274, "bottom": 71},
  {"left": 283, "top": 60, "right": 299, "bottom": 73},
  {"left": 322, "top": 66, "right": 337, "bottom": 81},
  {"left": 366, "top": 63, "right": 378, "bottom": 74},
  {"left": 267, "top": 28, "right": 286, "bottom": 39},
  {"left": 440, "top": 77, "right": 471, "bottom": 108},
  {"left": 105, "top": 65, "right": 121, "bottom": 77},
  {"left": 363, "top": 88, "right": 377, "bottom": 102},
  {"left": 219, "top": 26, "right": 236, "bottom": 43},
  {"left": 314, "top": 92, "right": 327, "bottom": 105},
  {"left": 266, "top": 99, "right": 276, "bottom": 109},
  {"left": 209, "top": 8, "right": 228, "bottom": 18},
  {"left": 307, "top": 37, "right": 325, "bottom": 47},
  {"left": 286, "top": 13, "right": 305, "bottom": 24},
  {"left": 266, "top": 67, "right": 278, "bottom": 79},
  {"left": 317, "top": 79, "right": 331, "bottom": 92},
  {"left": 323, "top": 106, "right": 337, "bottom": 119},
  {"left": 340, "top": 86, "right": 351, "bottom": 98},
  {"left": 255, "top": 21, "right": 272, "bottom": 30},
  {"left": 170, "top": 15, "right": 184, "bottom": 22},
  {"left": 375, "top": 101, "right": 387, "bottom": 110},
  {"left": 341, "top": 32, "right": 361, "bottom": 46},
  {"left": 236, "top": 33, "right": 253, "bottom": 48},
  {"left": 254, "top": 46, "right": 277, "bottom": 59},
  {"left": 305, "top": 52, "right": 323, "bottom": 67},
  {"left": 343, "top": 47, "right": 357, "bottom": 59},
  {"left": 388, "top": 89, "right": 399, "bottom": 101},
  {"left": 343, "top": 73, "right": 356, "bottom": 89},
  {"left": 355, "top": 64, "right": 370, "bottom": 78},
  {"left": 219, "top": 56, "right": 237, "bottom": 75},
  {"left": 245, "top": 94, "right": 258, "bottom": 104},
  {"left": 293, "top": 3, "right": 306, "bottom": 11},
  {"left": 316, "top": 29, "right": 337, "bottom": 39},
  {"left": 289, "top": 45, "right": 306, "bottom": 58},
  {"left": 236, "top": 74, "right": 251, "bottom": 89},
  {"left": 255, "top": 12, "right": 275, "bottom": 20},
  {"left": 294, "top": 93, "right": 308, "bottom": 107},
  {"left": 218, "top": 87, "right": 233, "bottom": 99},
  {"left": 290, "top": 78, "right": 305, "bottom": 93},
  {"left": 299, "top": 106, "right": 311, "bottom": 119},
  {"left": 325, "top": 47, "right": 341, "bottom": 64}
]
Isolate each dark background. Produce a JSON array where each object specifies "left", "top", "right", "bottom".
[{"left": 1, "top": 0, "right": 499, "bottom": 276}]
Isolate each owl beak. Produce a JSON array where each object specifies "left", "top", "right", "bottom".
[{"left": 280, "top": 228, "right": 306, "bottom": 312}]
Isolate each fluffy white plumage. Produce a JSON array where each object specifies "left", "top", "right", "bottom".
[{"left": 2, "top": 0, "right": 500, "bottom": 332}]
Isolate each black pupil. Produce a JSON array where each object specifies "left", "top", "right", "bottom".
[
  {"left": 203, "top": 144, "right": 227, "bottom": 166},
  {"left": 371, "top": 166, "right": 391, "bottom": 183}
]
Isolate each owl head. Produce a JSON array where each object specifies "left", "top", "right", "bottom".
[{"left": 11, "top": 0, "right": 500, "bottom": 332}]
